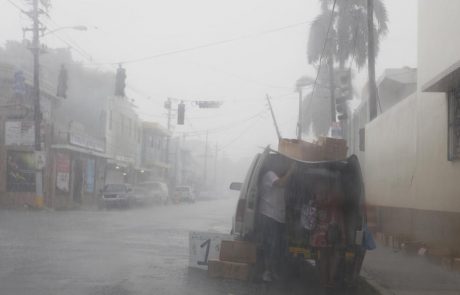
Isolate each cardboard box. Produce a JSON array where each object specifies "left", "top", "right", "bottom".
[
  {"left": 208, "top": 259, "right": 251, "bottom": 280},
  {"left": 317, "top": 136, "right": 348, "bottom": 160},
  {"left": 219, "top": 240, "right": 257, "bottom": 264},
  {"left": 278, "top": 138, "right": 305, "bottom": 160},
  {"left": 278, "top": 138, "right": 321, "bottom": 161}
]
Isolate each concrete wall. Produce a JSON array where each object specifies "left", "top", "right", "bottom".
[
  {"left": 364, "top": 94, "right": 417, "bottom": 209},
  {"left": 365, "top": 0, "right": 460, "bottom": 213},
  {"left": 414, "top": 0, "right": 460, "bottom": 212}
]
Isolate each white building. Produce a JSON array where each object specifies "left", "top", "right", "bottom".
[{"left": 363, "top": 0, "right": 460, "bottom": 250}]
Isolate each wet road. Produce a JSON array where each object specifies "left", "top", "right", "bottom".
[{"left": 0, "top": 197, "right": 378, "bottom": 295}]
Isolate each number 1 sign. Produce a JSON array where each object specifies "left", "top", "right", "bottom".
[{"left": 189, "top": 231, "right": 232, "bottom": 270}]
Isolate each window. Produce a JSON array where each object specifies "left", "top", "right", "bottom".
[
  {"left": 359, "top": 128, "right": 365, "bottom": 152},
  {"left": 448, "top": 90, "right": 460, "bottom": 161}
]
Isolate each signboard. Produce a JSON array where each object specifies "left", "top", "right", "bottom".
[
  {"left": 189, "top": 231, "right": 232, "bottom": 270},
  {"left": 86, "top": 159, "right": 95, "bottom": 193},
  {"left": 55, "top": 153, "right": 70, "bottom": 192},
  {"left": 5, "top": 121, "right": 35, "bottom": 146},
  {"left": 35, "top": 151, "right": 46, "bottom": 170},
  {"left": 7, "top": 151, "right": 36, "bottom": 192},
  {"left": 69, "top": 132, "right": 105, "bottom": 152}
]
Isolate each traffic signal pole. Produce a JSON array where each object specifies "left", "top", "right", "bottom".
[
  {"left": 367, "top": 0, "right": 378, "bottom": 120},
  {"left": 31, "top": 0, "right": 44, "bottom": 207},
  {"left": 32, "top": 0, "right": 41, "bottom": 151}
]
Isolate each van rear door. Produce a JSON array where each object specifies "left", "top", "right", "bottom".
[{"left": 241, "top": 148, "right": 269, "bottom": 237}]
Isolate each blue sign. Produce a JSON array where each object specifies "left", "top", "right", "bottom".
[
  {"left": 13, "top": 71, "right": 26, "bottom": 96},
  {"left": 86, "top": 159, "right": 95, "bottom": 193}
]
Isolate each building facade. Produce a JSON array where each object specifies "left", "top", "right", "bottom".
[{"left": 362, "top": 0, "right": 460, "bottom": 250}]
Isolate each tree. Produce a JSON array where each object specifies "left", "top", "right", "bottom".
[
  {"left": 308, "top": 0, "right": 388, "bottom": 69},
  {"left": 305, "top": 0, "right": 388, "bottom": 132}
]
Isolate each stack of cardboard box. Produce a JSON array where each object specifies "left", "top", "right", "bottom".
[
  {"left": 207, "top": 240, "right": 257, "bottom": 281},
  {"left": 278, "top": 137, "right": 348, "bottom": 161}
]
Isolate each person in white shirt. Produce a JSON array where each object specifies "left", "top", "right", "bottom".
[{"left": 259, "top": 163, "right": 295, "bottom": 282}]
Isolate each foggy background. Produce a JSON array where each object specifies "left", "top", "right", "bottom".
[{"left": 0, "top": 0, "right": 417, "bottom": 161}]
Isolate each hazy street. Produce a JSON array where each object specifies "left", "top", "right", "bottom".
[{"left": 0, "top": 198, "right": 378, "bottom": 295}]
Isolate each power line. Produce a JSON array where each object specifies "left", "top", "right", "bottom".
[
  {"left": 91, "top": 21, "right": 309, "bottom": 65},
  {"left": 4, "top": 0, "right": 26, "bottom": 13},
  {"left": 218, "top": 115, "right": 263, "bottom": 151}
]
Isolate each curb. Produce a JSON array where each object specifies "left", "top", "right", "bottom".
[{"left": 361, "top": 269, "right": 395, "bottom": 295}]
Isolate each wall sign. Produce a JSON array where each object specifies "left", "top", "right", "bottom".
[{"left": 55, "top": 153, "right": 70, "bottom": 192}]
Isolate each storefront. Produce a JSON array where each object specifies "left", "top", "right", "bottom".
[{"left": 50, "top": 144, "right": 108, "bottom": 209}]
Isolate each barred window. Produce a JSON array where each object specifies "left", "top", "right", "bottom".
[{"left": 448, "top": 89, "right": 460, "bottom": 161}]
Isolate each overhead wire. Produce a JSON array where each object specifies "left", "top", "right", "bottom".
[{"left": 92, "top": 21, "right": 310, "bottom": 65}]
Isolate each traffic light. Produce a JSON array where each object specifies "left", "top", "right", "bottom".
[
  {"left": 177, "top": 102, "right": 185, "bottom": 125},
  {"left": 115, "top": 64, "right": 126, "bottom": 97},
  {"left": 335, "top": 69, "right": 352, "bottom": 121},
  {"left": 197, "top": 101, "right": 223, "bottom": 108}
]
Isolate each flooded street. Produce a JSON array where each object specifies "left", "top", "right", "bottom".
[{"left": 0, "top": 198, "right": 376, "bottom": 295}]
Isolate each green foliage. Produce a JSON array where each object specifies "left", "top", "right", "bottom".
[{"left": 307, "top": 0, "right": 388, "bottom": 68}]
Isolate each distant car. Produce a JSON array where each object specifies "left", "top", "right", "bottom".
[
  {"left": 175, "top": 186, "right": 195, "bottom": 203},
  {"left": 99, "top": 183, "right": 135, "bottom": 209},
  {"left": 137, "top": 181, "right": 169, "bottom": 205}
]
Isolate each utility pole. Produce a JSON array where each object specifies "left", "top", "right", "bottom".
[
  {"left": 266, "top": 94, "right": 282, "bottom": 140},
  {"left": 213, "top": 142, "right": 218, "bottom": 189},
  {"left": 24, "top": 0, "right": 45, "bottom": 208},
  {"left": 297, "top": 88, "right": 303, "bottom": 140},
  {"left": 367, "top": 0, "right": 378, "bottom": 120},
  {"left": 328, "top": 56, "right": 336, "bottom": 123},
  {"left": 32, "top": 0, "right": 42, "bottom": 151},
  {"left": 165, "top": 97, "right": 172, "bottom": 164},
  {"left": 203, "top": 131, "right": 209, "bottom": 189}
]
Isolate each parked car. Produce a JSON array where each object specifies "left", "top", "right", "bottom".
[
  {"left": 174, "top": 186, "right": 195, "bottom": 203},
  {"left": 136, "top": 181, "right": 169, "bottom": 205},
  {"left": 229, "top": 147, "right": 367, "bottom": 286},
  {"left": 99, "top": 183, "right": 135, "bottom": 209}
]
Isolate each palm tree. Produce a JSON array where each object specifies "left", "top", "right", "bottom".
[
  {"left": 306, "top": 0, "right": 388, "bottom": 130},
  {"left": 308, "top": 0, "right": 388, "bottom": 69}
]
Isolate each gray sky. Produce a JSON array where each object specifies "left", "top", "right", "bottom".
[{"left": 1, "top": 0, "right": 417, "bottom": 159}]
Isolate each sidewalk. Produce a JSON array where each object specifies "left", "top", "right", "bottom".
[{"left": 362, "top": 242, "right": 460, "bottom": 295}]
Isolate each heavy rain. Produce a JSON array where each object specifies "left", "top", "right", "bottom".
[{"left": 1, "top": 0, "right": 460, "bottom": 295}]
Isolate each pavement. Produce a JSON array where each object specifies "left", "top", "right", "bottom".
[
  {"left": 362, "top": 241, "right": 460, "bottom": 295},
  {"left": 0, "top": 197, "right": 379, "bottom": 295}
]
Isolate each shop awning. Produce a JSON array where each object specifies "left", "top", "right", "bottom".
[
  {"left": 51, "top": 144, "right": 110, "bottom": 158},
  {"left": 423, "top": 60, "right": 460, "bottom": 92}
]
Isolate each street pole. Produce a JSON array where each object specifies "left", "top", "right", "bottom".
[
  {"left": 32, "top": 0, "right": 41, "bottom": 151},
  {"left": 31, "top": 0, "right": 44, "bottom": 208},
  {"left": 297, "top": 88, "right": 302, "bottom": 140},
  {"left": 203, "top": 131, "right": 208, "bottom": 189},
  {"left": 165, "top": 97, "right": 172, "bottom": 164},
  {"left": 213, "top": 142, "right": 218, "bottom": 189},
  {"left": 328, "top": 56, "right": 336, "bottom": 123},
  {"left": 367, "top": 0, "right": 378, "bottom": 120},
  {"left": 266, "top": 94, "right": 282, "bottom": 140},
  {"left": 165, "top": 97, "right": 173, "bottom": 189}
]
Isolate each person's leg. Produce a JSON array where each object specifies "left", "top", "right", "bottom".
[
  {"left": 270, "top": 221, "right": 285, "bottom": 279},
  {"left": 318, "top": 248, "right": 331, "bottom": 286},
  {"left": 261, "top": 215, "right": 275, "bottom": 281}
]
